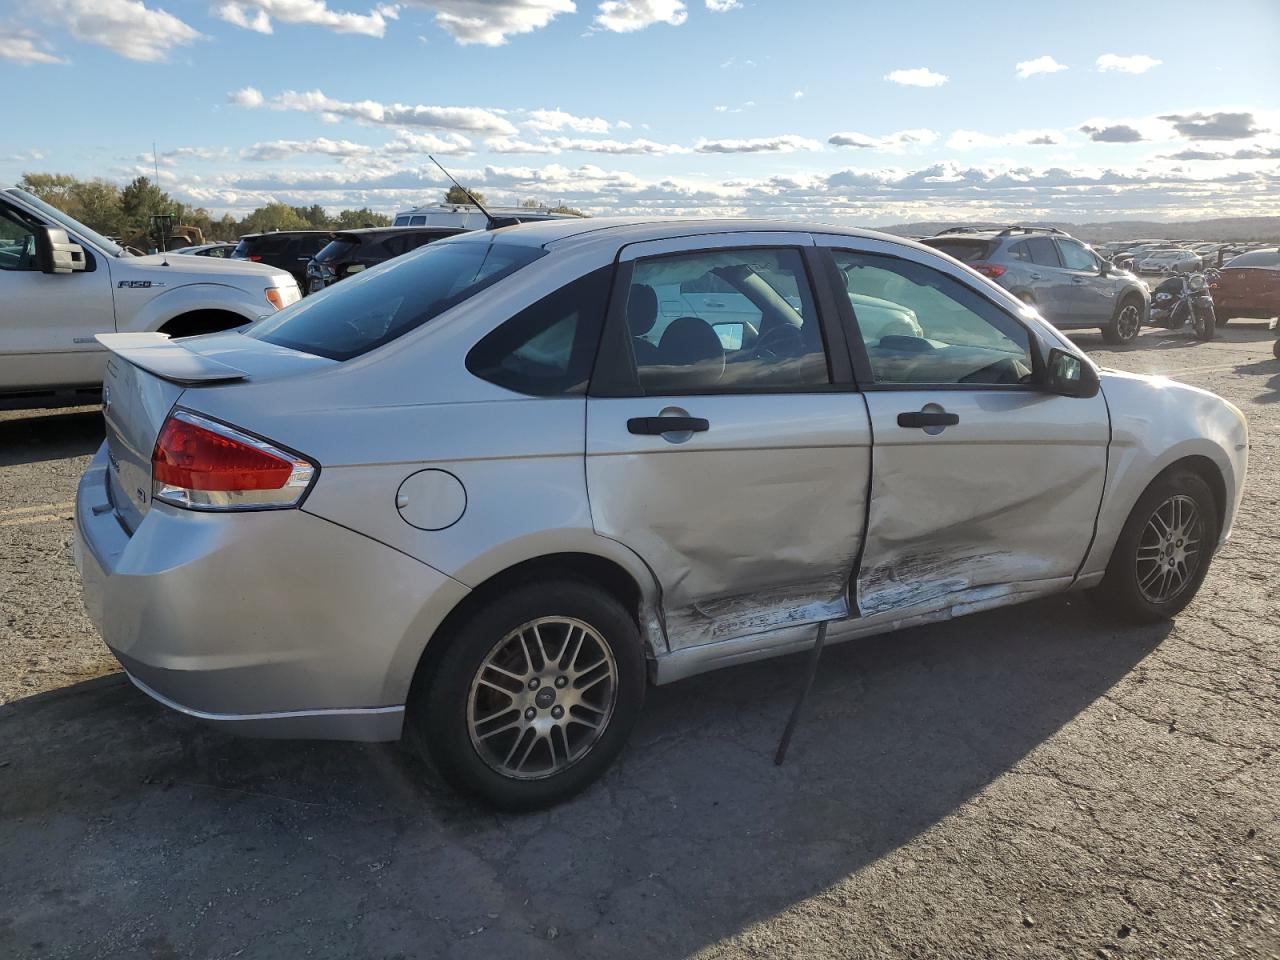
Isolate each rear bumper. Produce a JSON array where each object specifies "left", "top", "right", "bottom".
[{"left": 75, "top": 444, "right": 469, "bottom": 741}]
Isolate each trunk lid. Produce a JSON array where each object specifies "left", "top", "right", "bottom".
[{"left": 98, "top": 331, "right": 336, "bottom": 531}]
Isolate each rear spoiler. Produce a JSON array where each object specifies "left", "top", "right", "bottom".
[{"left": 95, "top": 333, "right": 247, "bottom": 385}]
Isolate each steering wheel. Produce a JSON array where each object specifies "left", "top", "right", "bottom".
[{"left": 753, "top": 323, "right": 803, "bottom": 360}]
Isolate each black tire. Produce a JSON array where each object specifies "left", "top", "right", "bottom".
[
  {"left": 1194, "top": 303, "right": 1216, "bottom": 341},
  {"left": 1215, "top": 312, "right": 1231, "bottom": 328},
  {"left": 1102, "top": 296, "right": 1143, "bottom": 345},
  {"left": 1096, "top": 468, "right": 1219, "bottom": 623},
  {"left": 412, "top": 579, "right": 646, "bottom": 811},
  {"left": 1273, "top": 337, "right": 1280, "bottom": 361}
]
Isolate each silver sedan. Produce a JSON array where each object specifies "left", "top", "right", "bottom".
[{"left": 75, "top": 218, "right": 1249, "bottom": 809}]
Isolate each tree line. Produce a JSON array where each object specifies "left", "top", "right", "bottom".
[{"left": 17, "top": 174, "right": 585, "bottom": 246}]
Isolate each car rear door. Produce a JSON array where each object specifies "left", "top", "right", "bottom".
[
  {"left": 815, "top": 236, "right": 1109, "bottom": 620},
  {"left": 1010, "top": 237, "right": 1075, "bottom": 324},
  {"left": 585, "top": 233, "right": 872, "bottom": 652}
]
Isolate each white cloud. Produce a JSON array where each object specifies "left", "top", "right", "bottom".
[
  {"left": 695, "top": 134, "right": 822, "bottom": 154},
  {"left": 595, "top": 0, "right": 687, "bottom": 32},
  {"left": 884, "top": 66, "right": 948, "bottom": 87},
  {"left": 242, "top": 88, "right": 519, "bottom": 135},
  {"left": 947, "top": 129, "right": 1065, "bottom": 149},
  {"left": 49, "top": 0, "right": 201, "bottom": 62},
  {"left": 705, "top": 0, "right": 739, "bottom": 9},
  {"left": 1015, "top": 55, "right": 1066, "bottom": 78},
  {"left": 525, "top": 108, "right": 610, "bottom": 133},
  {"left": 550, "top": 136, "right": 688, "bottom": 154},
  {"left": 1096, "top": 53, "right": 1161, "bottom": 74},
  {"left": 243, "top": 131, "right": 471, "bottom": 161},
  {"left": 401, "top": 0, "right": 575, "bottom": 46},
  {"left": 485, "top": 137, "right": 561, "bottom": 154},
  {"left": 0, "top": 26, "right": 66, "bottom": 64},
  {"left": 229, "top": 85, "right": 265, "bottom": 107},
  {"left": 828, "top": 128, "right": 938, "bottom": 151},
  {"left": 213, "top": 0, "right": 398, "bottom": 37},
  {"left": 793, "top": 90, "right": 804, "bottom": 99}
]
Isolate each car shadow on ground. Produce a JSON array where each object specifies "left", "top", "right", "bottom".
[
  {"left": 0, "top": 594, "right": 1167, "bottom": 958},
  {"left": 0, "top": 409, "right": 103, "bottom": 467}
]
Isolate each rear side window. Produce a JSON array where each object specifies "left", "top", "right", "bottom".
[
  {"left": 315, "top": 237, "right": 358, "bottom": 263},
  {"left": 921, "top": 239, "right": 996, "bottom": 263},
  {"left": 250, "top": 240, "right": 545, "bottom": 361},
  {"left": 1226, "top": 249, "right": 1280, "bottom": 267},
  {"left": 1024, "top": 237, "right": 1061, "bottom": 267},
  {"left": 466, "top": 267, "right": 612, "bottom": 396}
]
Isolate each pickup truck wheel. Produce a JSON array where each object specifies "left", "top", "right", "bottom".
[
  {"left": 413, "top": 580, "right": 646, "bottom": 811},
  {"left": 1102, "top": 298, "right": 1143, "bottom": 345},
  {"left": 1096, "top": 468, "right": 1218, "bottom": 623}
]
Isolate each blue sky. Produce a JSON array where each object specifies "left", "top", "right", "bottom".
[{"left": 2, "top": 0, "right": 1278, "bottom": 224}]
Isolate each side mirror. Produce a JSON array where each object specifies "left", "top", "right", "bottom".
[
  {"left": 35, "top": 226, "right": 86, "bottom": 274},
  {"left": 1098, "top": 259, "right": 1111, "bottom": 276},
  {"left": 1045, "top": 347, "right": 1100, "bottom": 399}
]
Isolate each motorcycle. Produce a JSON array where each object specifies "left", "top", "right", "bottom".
[{"left": 1150, "top": 268, "right": 1218, "bottom": 341}]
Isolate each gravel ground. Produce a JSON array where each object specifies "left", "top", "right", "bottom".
[{"left": 0, "top": 323, "right": 1277, "bottom": 960}]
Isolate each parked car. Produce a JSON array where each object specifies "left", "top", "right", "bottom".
[
  {"left": 172, "top": 242, "right": 237, "bottom": 258},
  {"left": 922, "top": 226, "right": 1149, "bottom": 344},
  {"left": 232, "top": 230, "right": 332, "bottom": 290},
  {"left": 0, "top": 185, "right": 300, "bottom": 409},
  {"left": 305, "top": 226, "right": 463, "bottom": 293},
  {"left": 1211, "top": 247, "right": 1280, "bottom": 326},
  {"left": 76, "top": 218, "right": 1247, "bottom": 810},
  {"left": 1136, "top": 249, "right": 1201, "bottom": 275}
]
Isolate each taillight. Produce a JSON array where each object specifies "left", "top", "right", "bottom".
[
  {"left": 246, "top": 254, "right": 263, "bottom": 262},
  {"left": 972, "top": 262, "right": 1006, "bottom": 278},
  {"left": 151, "top": 410, "right": 315, "bottom": 511}
]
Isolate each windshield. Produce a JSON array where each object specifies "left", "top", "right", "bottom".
[
  {"left": 9, "top": 188, "right": 126, "bottom": 257},
  {"left": 249, "top": 239, "right": 545, "bottom": 361}
]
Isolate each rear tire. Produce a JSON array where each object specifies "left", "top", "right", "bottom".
[
  {"left": 1273, "top": 338, "right": 1280, "bottom": 360},
  {"left": 1096, "top": 468, "right": 1219, "bottom": 623},
  {"left": 1215, "top": 312, "right": 1232, "bottom": 328},
  {"left": 412, "top": 580, "right": 646, "bottom": 811},
  {"left": 1103, "top": 298, "right": 1143, "bottom": 345}
]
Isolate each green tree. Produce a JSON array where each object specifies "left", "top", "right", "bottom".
[
  {"left": 296, "top": 204, "right": 331, "bottom": 229},
  {"left": 444, "top": 184, "right": 486, "bottom": 205},
  {"left": 18, "top": 172, "right": 78, "bottom": 208},
  {"left": 239, "top": 203, "right": 311, "bottom": 234},
  {"left": 332, "top": 208, "right": 391, "bottom": 229},
  {"left": 69, "top": 179, "right": 123, "bottom": 235},
  {"left": 215, "top": 213, "right": 238, "bottom": 242},
  {"left": 119, "top": 176, "right": 173, "bottom": 232}
]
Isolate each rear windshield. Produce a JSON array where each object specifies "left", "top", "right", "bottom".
[
  {"left": 249, "top": 239, "right": 545, "bottom": 361},
  {"left": 920, "top": 238, "right": 996, "bottom": 263},
  {"left": 1225, "top": 249, "right": 1280, "bottom": 268},
  {"left": 314, "top": 237, "right": 358, "bottom": 262}
]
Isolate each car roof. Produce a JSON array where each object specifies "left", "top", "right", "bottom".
[
  {"left": 334, "top": 226, "right": 465, "bottom": 237},
  {"left": 239, "top": 230, "right": 332, "bottom": 240},
  {"left": 444, "top": 216, "right": 924, "bottom": 254}
]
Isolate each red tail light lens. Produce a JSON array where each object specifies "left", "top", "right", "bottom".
[
  {"left": 972, "top": 262, "right": 1006, "bottom": 278},
  {"left": 247, "top": 254, "right": 263, "bottom": 262},
  {"left": 152, "top": 411, "right": 315, "bottom": 511}
]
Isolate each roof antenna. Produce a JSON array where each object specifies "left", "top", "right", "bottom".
[
  {"left": 153, "top": 141, "right": 169, "bottom": 266},
  {"left": 428, "top": 156, "right": 518, "bottom": 231}
]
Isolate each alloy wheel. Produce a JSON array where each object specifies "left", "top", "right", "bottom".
[
  {"left": 1115, "top": 303, "right": 1141, "bottom": 342},
  {"left": 1135, "top": 494, "right": 1204, "bottom": 604},
  {"left": 467, "top": 617, "right": 618, "bottom": 781}
]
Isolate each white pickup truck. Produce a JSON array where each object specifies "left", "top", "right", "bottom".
[{"left": 0, "top": 186, "right": 301, "bottom": 409}]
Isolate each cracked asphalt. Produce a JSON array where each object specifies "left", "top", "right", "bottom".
[{"left": 1, "top": 323, "right": 1277, "bottom": 960}]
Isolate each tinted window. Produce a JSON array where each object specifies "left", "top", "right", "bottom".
[
  {"left": 1057, "top": 239, "right": 1098, "bottom": 271},
  {"left": 1024, "top": 237, "right": 1061, "bottom": 267},
  {"left": 833, "top": 250, "right": 1034, "bottom": 386},
  {"left": 393, "top": 215, "right": 410, "bottom": 226},
  {"left": 921, "top": 239, "right": 996, "bottom": 263},
  {"left": 0, "top": 205, "right": 37, "bottom": 271},
  {"left": 626, "top": 247, "right": 829, "bottom": 393},
  {"left": 251, "top": 240, "right": 544, "bottom": 361},
  {"left": 1226, "top": 249, "right": 1280, "bottom": 267},
  {"left": 466, "top": 267, "right": 612, "bottom": 396},
  {"left": 409, "top": 215, "right": 427, "bottom": 226},
  {"left": 315, "top": 237, "right": 358, "bottom": 263},
  {"left": 379, "top": 235, "right": 410, "bottom": 257}
]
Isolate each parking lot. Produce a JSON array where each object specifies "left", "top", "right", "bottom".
[{"left": 0, "top": 323, "right": 1277, "bottom": 959}]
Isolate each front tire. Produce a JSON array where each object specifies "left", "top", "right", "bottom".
[
  {"left": 1193, "top": 303, "right": 1216, "bottom": 341},
  {"left": 1103, "top": 298, "right": 1143, "bottom": 345},
  {"left": 1096, "top": 468, "right": 1219, "bottom": 623},
  {"left": 413, "top": 580, "right": 646, "bottom": 811}
]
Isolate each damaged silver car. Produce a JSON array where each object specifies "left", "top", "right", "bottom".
[{"left": 75, "top": 218, "right": 1249, "bottom": 809}]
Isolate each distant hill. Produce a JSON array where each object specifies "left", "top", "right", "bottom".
[{"left": 877, "top": 217, "right": 1280, "bottom": 243}]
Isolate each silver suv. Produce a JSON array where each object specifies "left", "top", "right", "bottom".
[{"left": 922, "top": 226, "right": 1149, "bottom": 344}]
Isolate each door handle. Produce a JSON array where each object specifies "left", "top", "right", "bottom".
[
  {"left": 1028, "top": 272, "right": 1042, "bottom": 280},
  {"left": 897, "top": 411, "right": 959, "bottom": 428},
  {"left": 1072, "top": 277, "right": 1086, "bottom": 284},
  {"left": 628, "top": 416, "right": 709, "bottom": 435}
]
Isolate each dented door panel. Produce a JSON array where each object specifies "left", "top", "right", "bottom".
[
  {"left": 586, "top": 393, "right": 872, "bottom": 650},
  {"left": 856, "top": 389, "right": 1109, "bottom": 617}
]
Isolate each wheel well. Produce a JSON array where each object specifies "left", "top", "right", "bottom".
[
  {"left": 158, "top": 309, "right": 249, "bottom": 339},
  {"left": 1167, "top": 455, "right": 1227, "bottom": 535},
  {"left": 1117, "top": 290, "right": 1145, "bottom": 315},
  {"left": 406, "top": 553, "right": 646, "bottom": 708}
]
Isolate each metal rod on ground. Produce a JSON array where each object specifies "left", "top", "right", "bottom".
[{"left": 774, "top": 620, "right": 829, "bottom": 766}]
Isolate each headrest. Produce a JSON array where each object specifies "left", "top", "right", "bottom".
[{"left": 627, "top": 284, "right": 658, "bottom": 336}]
